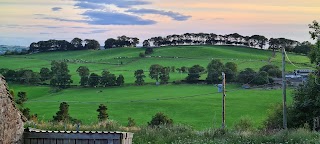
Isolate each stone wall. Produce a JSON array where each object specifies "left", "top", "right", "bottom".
[{"left": 0, "top": 75, "right": 25, "bottom": 144}]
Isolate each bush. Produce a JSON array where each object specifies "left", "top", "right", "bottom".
[
  {"left": 234, "top": 116, "right": 254, "bottom": 131},
  {"left": 139, "top": 52, "right": 145, "bottom": 57},
  {"left": 148, "top": 112, "right": 173, "bottom": 126},
  {"left": 127, "top": 117, "right": 136, "bottom": 127}
]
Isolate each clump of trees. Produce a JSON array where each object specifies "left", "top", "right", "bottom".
[
  {"left": 149, "top": 64, "right": 170, "bottom": 84},
  {"left": 86, "top": 70, "right": 124, "bottom": 88},
  {"left": 0, "top": 68, "right": 41, "bottom": 85},
  {"left": 104, "top": 35, "right": 139, "bottom": 49}
]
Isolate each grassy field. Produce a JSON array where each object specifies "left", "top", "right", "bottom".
[
  {"left": 9, "top": 83, "right": 293, "bottom": 130},
  {"left": 1, "top": 45, "right": 307, "bottom": 129},
  {"left": 0, "top": 45, "right": 311, "bottom": 84}
]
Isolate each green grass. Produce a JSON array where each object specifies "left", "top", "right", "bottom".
[
  {"left": 2, "top": 45, "right": 307, "bottom": 130},
  {"left": 9, "top": 83, "right": 292, "bottom": 130},
  {"left": 0, "top": 45, "right": 311, "bottom": 84}
]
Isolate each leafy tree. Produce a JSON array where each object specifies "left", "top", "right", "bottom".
[
  {"left": 53, "top": 102, "right": 71, "bottom": 122},
  {"left": 88, "top": 73, "right": 100, "bottom": 87},
  {"left": 145, "top": 47, "right": 154, "bottom": 55},
  {"left": 159, "top": 67, "right": 170, "bottom": 84},
  {"left": 224, "top": 62, "right": 238, "bottom": 82},
  {"left": 71, "top": 37, "right": 83, "bottom": 50},
  {"left": 50, "top": 61, "right": 73, "bottom": 88},
  {"left": 104, "top": 38, "right": 116, "bottom": 49},
  {"left": 143, "top": 40, "right": 150, "bottom": 47},
  {"left": 76, "top": 66, "right": 90, "bottom": 87},
  {"left": 116, "top": 74, "right": 124, "bottom": 86},
  {"left": 308, "top": 20, "right": 320, "bottom": 66},
  {"left": 260, "top": 65, "right": 281, "bottom": 78},
  {"left": 186, "top": 65, "right": 205, "bottom": 83},
  {"left": 149, "top": 64, "right": 164, "bottom": 83},
  {"left": 100, "top": 70, "right": 116, "bottom": 87},
  {"left": 180, "top": 66, "right": 188, "bottom": 73},
  {"left": 237, "top": 68, "right": 256, "bottom": 84},
  {"left": 292, "top": 41, "right": 312, "bottom": 54},
  {"left": 40, "top": 67, "right": 52, "bottom": 81},
  {"left": 16, "top": 91, "right": 27, "bottom": 106},
  {"left": 225, "top": 62, "right": 238, "bottom": 73},
  {"left": 84, "top": 39, "right": 100, "bottom": 50},
  {"left": 20, "top": 70, "right": 40, "bottom": 84},
  {"left": 206, "top": 59, "right": 224, "bottom": 84},
  {"left": 148, "top": 112, "right": 173, "bottom": 126},
  {"left": 254, "top": 71, "right": 269, "bottom": 85},
  {"left": 97, "top": 104, "right": 108, "bottom": 121},
  {"left": 134, "top": 69, "right": 145, "bottom": 86}
]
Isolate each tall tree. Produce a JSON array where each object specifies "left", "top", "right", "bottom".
[
  {"left": 159, "top": 67, "right": 170, "bottom": 84},
  {"left": 149, "top": 64, "right": 164, "bottom": 83},
  {"left": 186, "top": 65, "right": 205, "bottom": 83},
  {"left": 40, "top": 67, "right": 52, "bottom": 81},
  {"left": 100, "top": 70, "right": 116, "bottom": 87},
  {"left": 84, "top": 39, "right": 100, "bottom": 50},
  {"left": 16, "top": 91, "right": 27, "bottom": 107},
  {"left": 224, "top": 62, "right": 238, "bottom": 82},
  {"left": 53, "top": 102, "right": 71, "bottom": 122},
  {"left": 308, "top": 20, "right": 320, "bottom": 65},
  {"left": 104, "top": 38, "right": 116, "bottom": 49},
  {"left": 71, "top": 37, "right": 83, "bottom": 50},
  {"left": 50, "top": 61, "right": 73, "bottom": 88},
  {"left": 206, "top": 59, "right": 224, "bottom": 84},
  {"left": 134, "top": 69, "right": 145, "bottom": 86},
  {"left": 237, "top": 68, "right": 256, "bottom": 84},
  {"left": 88, "top": 73, "right": 100, "bottom": 87},
  {"left": 76, "top": 66, "right": 90, "bottom": 87},
  {"left": 143, "top": 40, "right": 151, "bottom": 47}
]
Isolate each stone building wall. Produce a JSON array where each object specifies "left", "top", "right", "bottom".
[{"left": 0, "top": 75, "right": 25, "bottom": 144}]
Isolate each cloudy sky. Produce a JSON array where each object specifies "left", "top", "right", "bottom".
[{"left": 0, "top": 0, "right": 319, "bottom": 46}]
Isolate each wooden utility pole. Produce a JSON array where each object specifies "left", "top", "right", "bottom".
[
  {"left": 222, "top": 72, "right": 226, "bottom": 129},
  {"left": 282, "top": 47, "right": 287, "bottom": 129}
]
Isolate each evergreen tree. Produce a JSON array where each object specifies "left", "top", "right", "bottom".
[
  {"left": 97, "top": 104, "right": 108, "bottom": 121},
  {"left": 53, "top": 102, "right": 71, "bottom": 122}
]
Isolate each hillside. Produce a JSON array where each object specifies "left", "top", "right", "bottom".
[
  {"left": 1, "top": 45, "right": 309, "bottom": 129},
  {"left": 0, "top": 45, "right": 310, "bottom": 84}
]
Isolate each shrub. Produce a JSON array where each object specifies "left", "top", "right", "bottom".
[
  {"left": 127, "top": 117, "right": 136, "bottom": 127},
  {"left": 148, "top": 112, "right": 173, "bottom": 126},
  {"left": 234, "top": 116, "right": 254, "bottom": 131}
]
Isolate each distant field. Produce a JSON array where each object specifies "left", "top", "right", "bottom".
[
  {"left": 1, "top": 45, "right": 306, "bottom": 129},
  {"left": 0, "top": 45, "right": 311, "bottom": 84},
  {"left": 9, "top": 83, "right": 292, "bottom": 130}
]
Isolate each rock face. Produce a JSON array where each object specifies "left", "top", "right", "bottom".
[{"left": 0, "top": 75, "right": 25, "bottom": 144}]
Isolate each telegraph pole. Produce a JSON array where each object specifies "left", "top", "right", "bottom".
[
  {"left": 282, "top": 46, "right": 287, "bottom": 129},
  {"left": 222, "top": 72, "right": 226, "bottom": 129}
]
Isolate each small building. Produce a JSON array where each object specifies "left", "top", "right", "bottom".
[
  {"left": 294, "top": 69, "right": 314, "bottom": 77},
  {"left": 24, "top": 128, "right": 133, "bottom": 144}
]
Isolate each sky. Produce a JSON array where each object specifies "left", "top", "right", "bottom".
[{"left": 0, "top": 0, "right": 319, "bottom": 46}]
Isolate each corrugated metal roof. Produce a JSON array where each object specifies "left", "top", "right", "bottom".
[{"left": 26, "top": 128, "right": 131, "bottom": 134}]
